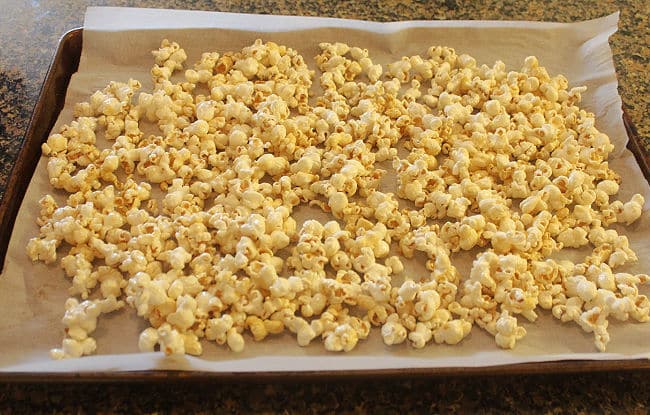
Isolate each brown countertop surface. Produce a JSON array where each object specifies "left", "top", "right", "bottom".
[{"left": 1, "top": 1, "right": 648, "bottom": 413}]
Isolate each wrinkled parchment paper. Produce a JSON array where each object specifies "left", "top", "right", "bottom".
[{"left": 1, "top": 7, "right": 648, "bottom": 373}]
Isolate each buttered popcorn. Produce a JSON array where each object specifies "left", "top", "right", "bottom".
[{"left": 28, "top": 38, "right": 648, "bottom": 359}]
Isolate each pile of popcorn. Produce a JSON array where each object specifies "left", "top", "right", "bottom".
[{"left": 27, "top": 39, "right": 648, "bottom": 359}]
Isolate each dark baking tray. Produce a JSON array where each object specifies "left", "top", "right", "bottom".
[{"left": 1, "top": 27, "right": 649, "bottom": 381}]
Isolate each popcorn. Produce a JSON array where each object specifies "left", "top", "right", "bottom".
[
  {"left": 324, "top": 323, "right": 359, "bottom": 352},
  {"left": 41, "top": 133, "right": 68, "bottom": 155},
  {"left": 615, "top": 194, "right": 645, "bottom": 225},
  {"left": 166, "top": 294, "right": 197, "bottom": 330},
  {"left": 494, "top": 311, "right": 526, "bottom": 349},
  {"left": 138, "top": 327, "right": 160, "bottom": 352},
  {"left": 287, "top": 316, "right": 317, "bottom": 346},
  {"left": 50, "top": 338, "right": 97, "bottom": 360},
  {"left": 29, "top": 37, "right": 647, "bottom": 360},
  {"left": 50, "top": 296, "right": 124, "bottom": 359},
  {"left": 565, "top": 276, "right": 598, "bottom": 302},
  {"left": 397, "top": 280, "right": 419, "bottom": 302},
  {"left": 26, "top": 237, "right": 58, "bottom": 264},
  {"left": 163, "top": 246, "right": 192, "bottom": 270},
  {"left": 380, "top": 314, "right": 407, "bottom": 346},
  {"left": 408, "top": 322, "right": 433, "bottom": 349},
  {"left": 414, "top": 290, "right": 441, "bottom": 321},
  {"left": 576, "top": 307, "right": 610, "bottom": 352},
  {"left": 205, "top": 314, "right": 234, "bottom": 344},
  {"left": 157, "top": 323, "right": 186, "bottom": 355},
  {"left": 226, "top": 328, "right": 245, "bottom": 352},
  {"left": 432, "top": 319, "right": 472, "bottom": 345}
]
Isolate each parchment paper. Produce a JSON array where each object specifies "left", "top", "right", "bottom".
[{"left": 1, "top": 7, "right": 648, "bottom": 373}]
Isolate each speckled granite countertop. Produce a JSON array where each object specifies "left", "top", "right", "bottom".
[{"left": 1, "top": 0, "right": 648, "bottom": 413}]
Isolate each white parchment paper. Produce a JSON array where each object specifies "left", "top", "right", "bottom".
[{"left": 1, "top": 7, "right": 648, "bottom": 373}]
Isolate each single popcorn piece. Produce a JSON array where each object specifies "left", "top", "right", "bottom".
[
  {"left": 287, "top": 316, "right": 317, "bottom": 346},
  {"left": 226, "top": 328, "right": 245, "bottom": 353},
  {"left": 157, "top": 323, "right": 186, "bottom": 355},
  {"left": 28, "top": 37, "right": 647, "bottom": 360},
  {"left": 381, "top": 314, "right": 408, "bottom": 346},
  {"left": 138, "top": 327, "right": 160, "bottom": 352},
  {"left": 433, "top": 319, "right": 472, "bottom": 345},
  {"left": 494, "top": 311, "right": 526, "bottom": 349},
  {"left": 615, "top": 194, "right": 645, "bottom": 225},
  {"left": 408, "top": 322, "right": 433, "bottom": 349},
  {"left": 576, "top": 307, "right": 611, "bottom": 352},
  {"left": 324, "top": 323, "right": 359, "bottom": 352},
  {"left": 26, "top": 237, "right": 58, "bottom": 263}
]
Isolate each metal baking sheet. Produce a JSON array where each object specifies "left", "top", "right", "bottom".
[{"left": 1, "top": 13, "right": 649, "bottom": 379}]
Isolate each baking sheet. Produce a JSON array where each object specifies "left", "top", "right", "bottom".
[{"left": 0, "top": 7, "right": 648, "bottom": 373}]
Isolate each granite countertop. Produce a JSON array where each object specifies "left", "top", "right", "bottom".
[{"left": 1, "top": 0, "right": 648, "bottom": 413}]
